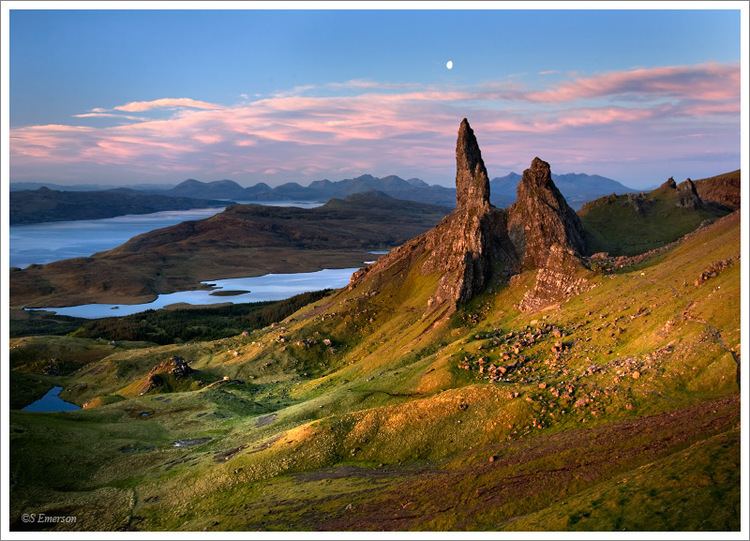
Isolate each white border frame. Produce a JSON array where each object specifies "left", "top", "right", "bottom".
[{"left": 1, "top": 2, "right": 747, "bottom": 540}]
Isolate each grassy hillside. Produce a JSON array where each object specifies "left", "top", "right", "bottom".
[
  {"left": 579, "top": 181, "right": 729, "bottom": 256},
  {"left": 9, "top": 209, "right": 739, "bottom": 531}
]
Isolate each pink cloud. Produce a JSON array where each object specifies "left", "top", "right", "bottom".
[
  {"left": 74, "top": 112, "right": 145, "bottom": 121},
  {"left": 527, "top": 62, "right": 739, "bottom": 103},
  {"left": 113, "top": 97, "right": 222, "bottom": 112}
]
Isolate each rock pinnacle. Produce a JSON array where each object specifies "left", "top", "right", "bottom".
[{"left": 455, "top": 118, "right": 491, "bottom": 210}]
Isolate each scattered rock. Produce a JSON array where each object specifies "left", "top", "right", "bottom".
[
  {"left": 213, "top": 445, "right": 246, "bottom": 462},
  {"left": 695, "top": 257, "right": 735, "bottom": 286},
  {"left": 172, "top": 437, "right": 211, "bottom": 448}
]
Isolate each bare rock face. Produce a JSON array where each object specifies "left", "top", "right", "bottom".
[
  {"left": 518, "top": 244, "right": 590, "bottom": 312},
  {"left": 676, "top": 178, "right": 703, "bottom": 209},
  {"left": 661, "top": 177, "right": 678, "bottom": 190},
  {"left": 455, "top": 118, "right": 491, "bottom": 211},
  {"left": 421, "top": 119, "right": 515, "bottom": 308},
  {"left": 421, "top": 203, "right": 515, "bottom": 308},
  {"left": 507, "top": 157, "right": 587, "bottom": 270}
]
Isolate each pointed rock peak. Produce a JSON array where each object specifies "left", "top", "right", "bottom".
[
  {"left": 676, "top": 178, "right": 703, "bottom": 209},
  {"left": 508, "top": 156, "right": 587, "bottom": 269},
  {"left": 519, "top": 157, "right": 555, "bottom": 191},
  {"left": 455, "top": 118, "right": 490, "bottom": 210},
  {"left": 529, "top": 156, "right": 551, "bottom": 176},
  {"left": 661, "top": 177, "right": 677, "bottom": 189}
]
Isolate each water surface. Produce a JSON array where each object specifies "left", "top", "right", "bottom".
[
  {"left": 32, "top": 267, "right": 358, "bottom": 319},
  {"left": 22, "top": 386, "right": 81, "bottom": 413}
]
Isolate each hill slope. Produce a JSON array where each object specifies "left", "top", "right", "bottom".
[
  {"left": 694, "top": 169, "right": 741, "bottom": 211},
  {"left": 579, "top": 177, "right": 730, "bottom": 256}
]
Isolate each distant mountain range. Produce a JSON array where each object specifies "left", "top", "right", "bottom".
[
  {"left": 10, "top": 171, "right": 636, "bottom": 214},
  {"left": 156, "top": 172, "right": 636, "bottom": 210},
  {"left": 10, "top": 181, "right": 176, "bottom": 192},
  {"left": 160, "top": 174, "right": 458, "bottom": 207},
  {"left": 490, "top": 172, "right": 637, "bottom": 209}
]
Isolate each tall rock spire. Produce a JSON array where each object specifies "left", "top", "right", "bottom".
[
  {"left": 455, "top": 118, "right": 491, "bottom": 210},
  {"left": 349, "top": 119, "right": 516, "bottom": 316},
  {"left": 508, "top": 157, "right": 586, "bottom": 270}
]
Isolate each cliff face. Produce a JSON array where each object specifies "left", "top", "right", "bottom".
[
  {"left": 348, "top": 119, "right": 589, "bottom": 315},
  {"left": 507, "top": 157, "right": 587, "bottom": 270},
  {"left": 676, "top": 179, "right": 703, "bottom": 209},
  {"left": 694, "top": 170, "right": 740, "bottom": 211}
]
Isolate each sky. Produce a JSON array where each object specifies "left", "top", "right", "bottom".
[{"left": 9, "top": 9, "right": 741, "bottom": 189}]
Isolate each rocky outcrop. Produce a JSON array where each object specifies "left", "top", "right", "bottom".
[
  {"left": 169, "top": 356, "right": 194, "bottom": 377},
  {"left": 140, "top": 356, "right": 195, "bottom": 395},
  {"left": 626, "top": 193, "right": 649, "bottom": 215},
  {"left": 518, "top": 244, "right": 590, "bottom": 312},
  {"left": 348, "top": 119, "right": 590, "bottom": 316},
  {"left": 507, "top": 157, "right": 586, "bottom": 270},
  {"left": 658, "top": 176, "right": 705, "bottom": 209},
  {"left": 455, "top": 119, "right": 491, "bottom": 210},
  {"left": 661, "top": 177, "right": 678, "bottom": 190},
  {"left": 349, "top": 119, "right": 517, "bottom": 313},
  {"left": 420, "top": 205, "right": 515, "bottom": 308},
  {"left": 694, "top": 256, "right": 736, "bottom": 286},
  {"left": 505, "top": 157, "right": 591, "bottom": 312},
  {"left": 676, "top": 179, "right": 702, "bottom": 209}
]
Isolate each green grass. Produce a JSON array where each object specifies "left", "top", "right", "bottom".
[
  {"left": 507, "top": 428, "right": 740, "bottom": 531},
  {"left": 579, "top": 185, "right": 728, "bottom": 256}
]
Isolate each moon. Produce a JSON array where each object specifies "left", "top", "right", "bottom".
[{"left": 446, "top": 60, "right": 454, "bottom": 70}]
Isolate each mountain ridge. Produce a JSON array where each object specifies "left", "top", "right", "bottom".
[{"left": 163, "top": 171, "right": 636, "bottom": 209}]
